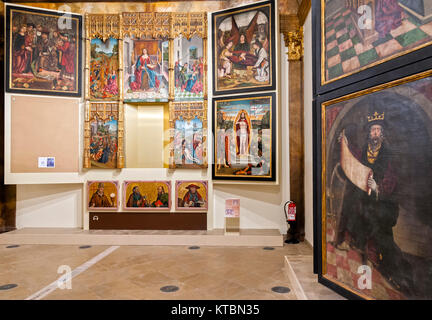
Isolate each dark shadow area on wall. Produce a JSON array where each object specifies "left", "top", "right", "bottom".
[{"left": 1, "top": 10, "right": 17, "bottom": 233}]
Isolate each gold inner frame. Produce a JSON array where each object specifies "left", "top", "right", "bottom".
[
  {"left": 320, "top": 0, "right": 432, "bottom": 86},
  {"left": 320, "top": 69, "right": 432, "bottom": 298},
  {"left": 214, "top": 94, "right": 274, "bottom": 179}
]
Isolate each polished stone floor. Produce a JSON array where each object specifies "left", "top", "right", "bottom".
[{"left": 0, "top": 242, "right": 344, "bottom": 300}]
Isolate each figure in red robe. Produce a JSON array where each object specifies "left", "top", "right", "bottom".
[
  {"left": 182, "top": 184, "right": 204, "bottom": 208},
  {"left": 375, "top": 0, "right": 404, "bottom": 38},
  {"left": 57, "top": 35, "right": 75, "bottom": 78},
  {"left": 12, "top": 25, "right": 32, "bottom": 74}
]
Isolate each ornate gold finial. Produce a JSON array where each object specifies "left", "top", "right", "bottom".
[
  {"left": 368, "top": 112, "right": 385, "bottom": 122},
  {"left": 285, "top": 27, "right": 304, "bottom": 61}
]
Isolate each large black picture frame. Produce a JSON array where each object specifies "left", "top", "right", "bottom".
[
  {"left": 5, "top": 4, "right": 83, "bottom": 97},
  {"left": 312, "top": 0, "right": 432, "bottom": 96},
  {"left": 313, "top": 57, "right": 432, "bottom": 300},
  {"left": 211, "top": 0, "right": 276, "bottom": 96},
  {"left": 212, "top": 92, "right": 276, "bottom": 182}
]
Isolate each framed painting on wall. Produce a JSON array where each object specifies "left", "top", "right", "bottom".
[
  {"left": 174, "top": 35, "right": 205, "bottom": 101},
  {"left": 315, "top": 69, "right": 432, "bottom": 299},
  {"left": 212, "top": 92, "right": 276, "bottom": 182},
  {"left": 123, "top": 181, "right": 171, "bottom": 211},
  {"left": 84, "top": 102, "right": 124, "bottom": 169},
  {"left": 5, "top": 4, "right": 82, "bottom": 97},
  {"left": 314, "top": 0, "right": 432, "bottom": 94},
  {"left": 87, "top": 181, "right": 119, "bottom": 210},
  {"left": 169, "top": 101, "right": 207, "bottom": 169},
  {"left": 175, "top": 181, "right": 208, "bottom": 211},
  {"left": 123, "top": 37, "right": 170, "bottom": 102},
  {"left": 211, "top": 0, "right": 276, "bottom": 96}
]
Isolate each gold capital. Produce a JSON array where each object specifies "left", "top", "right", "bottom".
[{"left": 285, "top": 27, "right": 304, "bottom": 61}]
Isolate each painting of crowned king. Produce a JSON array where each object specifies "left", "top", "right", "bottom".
[{"left": 321, "top": 72, "right": 432, "bottom": 299}]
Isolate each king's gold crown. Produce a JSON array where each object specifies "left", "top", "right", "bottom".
[{"left": 368, "top": 111, "right": 385, "bottom": 122}]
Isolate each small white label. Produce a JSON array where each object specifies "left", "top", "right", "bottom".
[
  {"left": 38, "top": 157, "right": 47, "bottom": 168},
  {"left": 38, "top": 157, "right": 55, "bottom": 168}
]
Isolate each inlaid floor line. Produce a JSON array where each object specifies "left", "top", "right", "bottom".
[
  {"left": 25, "top": 246, "right": 120, "bottom": 300},
  {"left": 284, "top": 256, "right": 308, "bottom": 300}
]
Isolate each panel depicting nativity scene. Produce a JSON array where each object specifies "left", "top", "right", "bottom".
[{"left": 169, "top": 102, "right": 207, "bottom": 169}]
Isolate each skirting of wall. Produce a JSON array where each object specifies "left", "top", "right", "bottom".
[{"left": 0, "top": 228, "right": 283, "bottom": 247}]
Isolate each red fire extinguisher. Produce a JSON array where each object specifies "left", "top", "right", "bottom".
[{"left": 284, "top": 200, "right": 296, "bottom": 222}]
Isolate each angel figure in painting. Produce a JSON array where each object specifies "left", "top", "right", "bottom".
[
  {"left": 130, "top": 48, "right": 160, "bottom": 92},
  {"left": 234, "top": 110, "right": 251, "bottom": 156},
  {"left": 252, "top": 40, "right": 269, "bottom": 82},
  {"left": 218, "top": 12, "right": 271, "bottom": 82}
]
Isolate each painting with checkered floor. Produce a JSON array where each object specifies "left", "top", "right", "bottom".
[
  {"left": 323, "top": 0, "right": 432, "bottom": 83},
  {"left": 321, "top": 71, "right": 432, "bottom": 299}
]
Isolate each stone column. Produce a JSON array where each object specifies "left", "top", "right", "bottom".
[{"left": 281, "top": 15, "right": 305, "bottom": 241}]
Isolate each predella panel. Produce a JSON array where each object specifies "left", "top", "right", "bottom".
[
  {"left": 123, "top": 181, "right": 171, "bottom": 211},
  {"left": 175, "top": 181, "right": 208, "bottom": 211},
  {"left": 87, "top": 181, "right": 119, "bottom": 210}
]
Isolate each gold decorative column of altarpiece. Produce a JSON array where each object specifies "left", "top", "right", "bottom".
[{"left": 84, "top": 14, "right": 124, "bottom": 169}]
